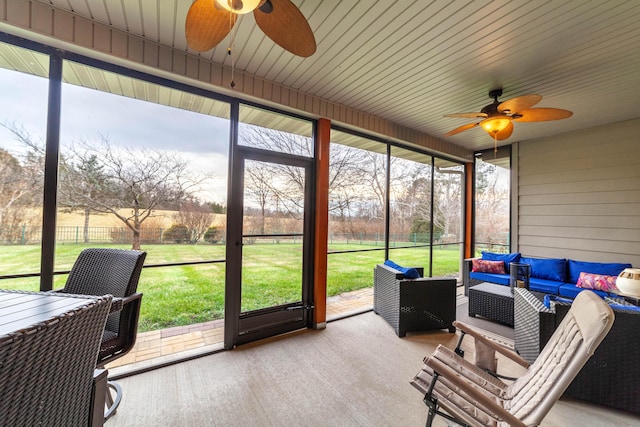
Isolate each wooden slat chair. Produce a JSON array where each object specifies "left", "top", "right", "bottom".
[{"left": 411, "top": 290, "right": 615, "bottom": 427}]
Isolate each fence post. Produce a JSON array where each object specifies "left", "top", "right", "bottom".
[{"left": 21, "top": 225, "right": 26, "bottom": 245}]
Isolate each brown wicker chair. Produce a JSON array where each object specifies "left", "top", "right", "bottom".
[
  {"left": 411, "top": 290, "right": 615, "bottom": 427},
  {"left": 61, "top": 248, "right": 146, "bottom": 420},
  {"left": 373, "top": 263, "right": 456, "bottom": 337},
  {"left": 0, "top": 293, "right": 112, "bottom": 426}
]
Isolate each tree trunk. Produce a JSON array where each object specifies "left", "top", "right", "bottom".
[
  {"left": 132, "top": 229, "right": 141, "bottom": 250},
  {"left": 83, "top": 207, "right": 90, "bottom": 243}
]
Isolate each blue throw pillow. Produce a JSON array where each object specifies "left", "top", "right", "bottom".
[
  {"left": 567, "top": 260, "right": 633, "bottom": 285},
  {"left": 521, "top": 257, "right": 566, "bottom": 282},
  {"left": 481, "top": 252, "right": 521, "bottom": 273},
  {"left": 383, "top": 259, "right": 421, "bottom": 279}
]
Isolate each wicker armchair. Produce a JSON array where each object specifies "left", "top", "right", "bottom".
[
  {"left": 373, "top": 264, "right": 456, "bottom": 337},
  {"left": 514, "top": 288, "right": 640, "bottom": 414},
  {"left": 61, "top": 248, "right": 147, "bottom": 420},
  {"left": 555, "top": 300, "right": 640, "bottom": 414},
  {"left": 0, "top": 293, "right": 112, "bottom": 426}
]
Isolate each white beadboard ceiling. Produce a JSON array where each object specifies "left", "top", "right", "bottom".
[{"left": 33, "top": 0, "right": 640, "bottom": 153}]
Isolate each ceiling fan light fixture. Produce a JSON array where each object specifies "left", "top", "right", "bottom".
[
  {"left": 216, "top": 0, "right": 262, "bottom": 14},
  {"left": 480, "top": 117, "right": 511, "bottom": 134}
]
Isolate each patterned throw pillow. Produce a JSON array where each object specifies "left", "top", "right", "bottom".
[
  {"left": 576, "top": 272, "right": 618, "bottom": 292},
  {"left": 471, "top": 259, "right": 506, "bottom": 274}
]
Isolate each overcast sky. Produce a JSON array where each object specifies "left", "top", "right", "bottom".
[{"left": 0, "top": 67, "right": 230, "bottom": 203}]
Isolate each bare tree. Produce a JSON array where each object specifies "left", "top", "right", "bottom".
[
  {"left": 244, "top": 160, "right": 275, "bottom": 235},
  {"left": 0, "top": 149, "right": 28, "bottom": 228},
  {"left": 329, "top": 147, "right": 387, "bottom": 238},
  {"left": 60, "top": 136, "right": 209, "bottom": 250},
  {"left": 433, "top": 167, "right": 463, "bottom": 241},
  {"left": 241, "top": 126, "right": 388, "bottom": 238},
  {"left": 58, "top": 153, "right": 108, "bottom": 243},
  {"left": 475, "top": 161, "right": 510, "bottom": 248},
  {"left": 172, "top": 200, "right": 214, "bottom": 244},
  {"left": 0, "top": 123, "right": 45, "bottom": 243}
]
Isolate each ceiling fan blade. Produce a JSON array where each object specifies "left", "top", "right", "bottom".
[
  {"left": 254, "top": 0, "right": 316, "bottom": 57},
  {"left": 498, "top": 94, "right": 542, "bottom": 114},
  {"left": 444, "top": 112, "right": 487, "bottom": 119},
  {"left": 495, "top": 121, "right": 514, "bottom": 140},
  {"left": 186, "top": 0, "right": 236, "bottom": 52},
  {"left": 513, "top": 108, "right": 573, "bottom": 122},
  {"left": 444, "top": 122, "right": 479, "bottom": 136}
]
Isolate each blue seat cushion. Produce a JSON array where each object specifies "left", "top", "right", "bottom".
[
  {"left": 383, "top": 259, "right": 421, "bottom": 279},
  {"left": 529, "top": 277, "right": 562, "bottom": 294},
  {"left": 469, "top": 272, "right": 510, "bottom": 286},
  {"left": 567, "top": 260, "right": 632, "bottom": 284},
  {"left": 559, "top": 283, "right": 609, "bottom": 299}
]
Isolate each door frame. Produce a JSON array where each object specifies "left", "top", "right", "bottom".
[{"left": 224, "top": 144, "right": 315, "bottom": 348}]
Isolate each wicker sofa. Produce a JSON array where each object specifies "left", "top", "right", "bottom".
[
  {"left": 373, "top": 263, "right": 456, "bottom": 337},
  {"left": 463, "top": 253, "right": 632, "bottom": 297},
  {"left": 514, "top": 288, "right": 640, "bottom": 414}
]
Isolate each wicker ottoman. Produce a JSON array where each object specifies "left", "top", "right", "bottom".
[{"left": 468, "top": 282, "right": 514, "bottom": 326}]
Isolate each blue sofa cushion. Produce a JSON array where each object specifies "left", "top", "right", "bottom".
[
  {"left": 567, "top": 260, "right": 632, "bottom": 284},
  {"left": 559, "top": 283, "right": 609, "bottom": 299},
  {"left": 469, "top": 271, "right": 510, "bottom": 286},
  {"left": 481, "top": 252, "right": 521, "bottom": 273},
  {"left": 529, "top": 277, "right": 563, "bottom": 295},
  {"left": 521, "top": 257, "right": 567, "bottom": 282},
  {"left": 384, "top": 259, "right": 421, "bottom": 279}
]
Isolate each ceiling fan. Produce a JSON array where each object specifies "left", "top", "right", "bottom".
[
  {"left": 185, "top": 0, "right": 316, "bottom": 57},
  {"left": 443, "top": 89, "right": 573, "bottom": 147}
]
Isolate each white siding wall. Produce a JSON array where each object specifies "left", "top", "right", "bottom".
[{"left": 517, "top": 118, "right": 640, "bottom": 266}]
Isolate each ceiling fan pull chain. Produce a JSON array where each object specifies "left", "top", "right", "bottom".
[{"left": 228, "top": 12, "right": 238, "bottom": 88}]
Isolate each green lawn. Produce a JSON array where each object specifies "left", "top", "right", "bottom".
[{"left": 0, "top": 242, "right": 461, "bottom": 332}]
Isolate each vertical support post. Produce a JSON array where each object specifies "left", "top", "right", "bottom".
[
  {"left": 224, "top": 100, "right": 241, "bottom": 349},
  {"left": 464, "top": 162, "right": 474, "bottom": 259},
  {"left": 384, "top": 145, "right": 391, "bottom": 260},
  {"left": 40, "top": 52, "right": 63, "bottom": 291},
  {"left": 429, "top": 157, "right": 435, "bottom": 276},
  {"left": 313, "top": 118, "right": 330, "bottom": 329}
]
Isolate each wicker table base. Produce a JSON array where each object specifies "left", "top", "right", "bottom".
[{"left": 468, "top": 282, "right": 514, "bottom": 326}]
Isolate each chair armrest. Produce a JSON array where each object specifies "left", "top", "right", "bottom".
[
  {"left": 425, "top": 355, "right": 527, "bottom": 427},
  {"left": 454, "top": 320, "right": 530, "bottom": 368},
  {"left": 109, "top": 293, "right": 141, "bottom": 313},
  {"left": 117, "top": 292, "right": 143, "bottom": 306},
  {"left": 52, "top": 289, "right": 133, "bottom": 313},
  {"left": 462, "top": 258, "right": 479, "bottom": 296}
]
